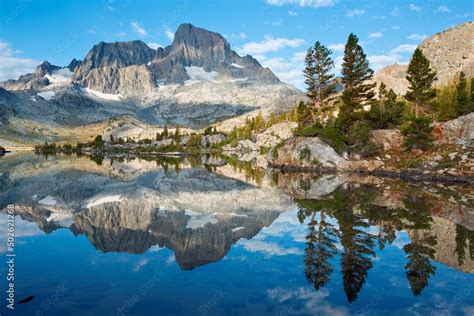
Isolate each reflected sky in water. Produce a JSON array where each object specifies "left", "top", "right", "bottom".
[{"left": 0, "top": 153, "right": 473, "bottom": 315}]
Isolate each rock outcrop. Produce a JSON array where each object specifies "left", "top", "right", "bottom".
[
  {"left": 267, "top": 136, "right": 383, "bottom": 171},
  {"left": 370, "top": 129, "right": 405, "bottom": 151},
  {"left": 431, "top": 112, "right": 474, "bottom": 145},
  {"left": 255, "top": 121, "right": 297, "bottom": 147}
]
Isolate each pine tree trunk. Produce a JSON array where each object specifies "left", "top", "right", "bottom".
[{"left": 415, "top": 102, "right": 420, "bottom": 118}]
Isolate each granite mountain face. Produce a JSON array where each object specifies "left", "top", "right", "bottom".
[
  {"left": 373, "top": 22, "right": 473, "bottom": 94},
  {"left": 0, "top": 24, "right": 301, "bottom": 146}
]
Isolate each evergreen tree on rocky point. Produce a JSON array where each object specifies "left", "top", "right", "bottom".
[
  {"left": 456, "top": 72, "right": 471, "bottom": 116},
  {"left": 405, "top": 48, "right": 437, "bottom": 118},
  {"left": 339, "top": 33, "right": 376, "bottom": 129},
  {"left": 303, "top": 42, "right": 337, "bottom": 123}
]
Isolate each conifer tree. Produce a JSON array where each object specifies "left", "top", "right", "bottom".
[
  {"left": 456, "top": 72, "right": 471, "bottom": 115},
  {"left": 405, "top": 48, "right": 437, "bottom": 118},
  {"left": 303, "top": 42, "right": 337, "bottom": 123},
  {"left": 340, "top": 33, "right": 376, "bottom": 123}
]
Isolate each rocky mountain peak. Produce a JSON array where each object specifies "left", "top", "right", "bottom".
[
  {"left": 169, "top": 23, "right": 234, "bottom": 67},
  {"left": 35, "top": 61, "right": 60, "bottom": 77}
]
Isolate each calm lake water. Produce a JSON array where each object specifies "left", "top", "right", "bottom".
[{"left": 0, "top": 153, "right": 473, "bottom": 316}]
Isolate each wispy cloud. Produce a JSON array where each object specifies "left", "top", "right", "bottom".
[
  {"left": 265, "top": 0, "right": 337, "bottom": 8},
  {"left": 237, "top": 35, "right": 305, "bottom": 55},
  {"left": 0, "top": 41, "right": 39, "bottom": 81},
  {"left": 147, "top": 42, "right": 162, "bottom": 50},
  {"left": 328, "top": 43, "right": 345, "bottom": 52},
  {"left": 391, "top": 44, "right": 417, "bottom": 54},
  {"left": 164, "top": 28, "right": 174, "bottom": 41},
  {"left": 369, "top": 32, "right": 382, "bottom": 39},
  {"left": 257, "top": 51, "right": 306, "bottom": 88},
  {"left": 407, "top": 33, "right": 427, "bottom": 41},
  {"left": 436, "top": 5, "right": 450, "bottom": 13},
  {"left": 409, "top": 4, "right": 421, "bottom": 12},
  {"left": 288, "top": 10, "right": 297, "bottom": 16},
  {"left": 390, "top": 7, "right": 400, "bottom": 16},
  {"left": 130, "top": 21, "right": 147, "bottom": 37},
  {"left": 224, "top": 32, "right": 247, "bottom": 40},
  {"left": 346, "top": 9, "right": 365, "bottom": 17}
]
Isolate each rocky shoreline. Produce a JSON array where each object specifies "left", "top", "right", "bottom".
[{"left": 268, "top": 163, "right": 473, "bottom": 184}]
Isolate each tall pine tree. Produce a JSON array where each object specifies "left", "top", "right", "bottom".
[
  {"left": 339, "top": 33, "right": 376, "bottom": 129},
  {"left": 405, "top": 48, "right": 437, "bottom": 118},
  {"left": 303, "top": 42, "right": 337, "bottom": 123}
]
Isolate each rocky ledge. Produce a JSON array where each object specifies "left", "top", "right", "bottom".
[{"left": 267, "top": 113, "right": 474, "bottom": 184}]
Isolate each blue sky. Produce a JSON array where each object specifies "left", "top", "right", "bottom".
[{"left": 0, "top": 0, "right": 472, "bottom": 87}]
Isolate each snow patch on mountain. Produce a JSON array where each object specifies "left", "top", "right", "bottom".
[
  {"left": 231, "top": 63, "right": 244, "bottom": 69},
  {"left": 45, "top": 68, "right": 73, "bottom": 83},
  {"left": 37, "top": 90, "right": 56, "bottom": 101},
  {"left": 185, "top": 66, "right": 218, "bottom": 85},
  {"left": 87, "top": 195, "right": 125, "bottom": 208},
  {"left": 83, "top": 87, "right": 123, "bottom": 101}
]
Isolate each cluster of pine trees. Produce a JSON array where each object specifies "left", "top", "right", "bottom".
[{"left": 300, "top": 33, "right": 473, "bottom": 155}]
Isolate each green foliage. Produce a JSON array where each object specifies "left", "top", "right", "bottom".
[
  {"left": 347, "top": 121, "right": 381, "bottom": 158},
  {"left": 401, "top": 116, "right": 433, "bottom": 150},
  {"left": 295, "top": 121, "right": 346, "bottom": 155},
  {"left": 434, "top": 83, "right": 457, "bottom": 121},
  {"left": 91, "top": 135, "right": 104, "bottom": 149},
  {"left": 365, "top": 86, "right": 406, "bottom": 129},
  {"left": 456, "top": 72, "right": 473, "bottom": 116},
  {"left": 299, "top": 146, "right": 311, "bottom": 161},
  {"left": 405, "top": 48, "right": 437, "bottom": 118},
  {"left": 341, "top": 33, "right": 376, "bottom": 117},
  {"left": 0, "top": 146, "right": 5, "bottom": 152},
  {"left": 303, "top": 41, "right": 337, "bottom": 123}
]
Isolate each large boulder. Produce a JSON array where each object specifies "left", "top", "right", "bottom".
[
  {"left": 267, "top": 137, "right": 383, "bottom": 171},
  {"left": 431, "top": 113, "right": 474, "bottom": 145},
  {"left": 370, "top": 129, "right": 405, "bottom": 151},
  {"left": 255, "top": 121, "right": 298, "bottom": 148},
  {"left": 268, "top": 137, "right": 346, "bottom": 168},
  {"left": 201, "top": 133, "right": 227, "bottom": 147},
  {"left": 222, "top": 139, "right": 259, "bottom": 153}
]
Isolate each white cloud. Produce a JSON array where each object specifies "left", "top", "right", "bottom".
[
  {"left": 392, "top": 25, "right": 400, "bottom": 30},
  {"left": 328, "top": 43, "right": 345, "bottom": 52},
  {"left": 237, "top": 35, "right": 305, "bottom": 55},
  {"left": 265, "top": 0, "right": 337, "bottom": 8},
  {"left": 147, "top": 42, "right": 162, "bottom": 50},
  {"left": 436, "top": 5, "right": 450, "bottom": 13},
  {"left": 257, "top": 52, "right": 306, "bottom": 88},
  {"left": 368, "top": 54, "right": 405, "bottom": 71},
  {"left": 390, "top": 7, "right": 400, "bottom": 16},
  {"left": 224, "top": 32, "right": 247, "bottom": 40},
  {"left": 407, "top": 33, "right": 427, "bottom": 41},
  {"left": 346, "top": 9, "right": 365, "bottom": 17},
  {"left": 369, "top": 32, "right": 382, "bottom": 39},
  {"left": 0, "top": 41, "right": 39, "bottom": 81},
  {"left": 409, "top": 4, "right": 421, "bottom": 12},
  {"left": 288, "top": 10, "right": 297, "bottom": 16},
  {"left": 391, "top": 44, "right": 417, "bottom": 54},
  {"left": 237, "top": 239, "right": 302, "bottom": 256},
  {"left": 165, "top": 28, "right": 175, "bottom": 41},
  {"left": 130, "top": 21, "right": 147, "bottom": 37},
  {"left": 264, "top": 19, "right": 283, "bottom": 26}
]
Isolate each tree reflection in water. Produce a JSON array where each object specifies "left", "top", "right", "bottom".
[{"left": 295, "top": 183, "right": 446, "bottom": 303}]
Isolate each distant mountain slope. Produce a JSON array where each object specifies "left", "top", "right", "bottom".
[
  {"left": 0, "top": 23, "right": 302, "bottom": 145},
  {"left": 374, "top": 22, "right": 473, "bottom": 94}
]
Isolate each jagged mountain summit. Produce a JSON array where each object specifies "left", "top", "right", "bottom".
[
  {"left": 0, "top": 24, "right": 301, "bottom": 145},
  {"left": 374, "top": 22, "right": 473, "bottom": 94}
]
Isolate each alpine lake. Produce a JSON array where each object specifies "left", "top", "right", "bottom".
[{"left": 0, "top": 152, "right": 473, "bottom": 316}]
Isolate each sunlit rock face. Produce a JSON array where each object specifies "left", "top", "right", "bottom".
[
  {"left": 0, "top": 154, "right": 294, "bottom": 269},
  {"left": 410, "top": 217, "right": 474, "bottom": 273}
]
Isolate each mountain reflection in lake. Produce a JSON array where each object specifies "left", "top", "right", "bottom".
[{"left": 0, "top": 152, "right": 473, "bottom": 315}]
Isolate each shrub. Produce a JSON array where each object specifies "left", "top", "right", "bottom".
[{"left": 401, "top": 116, "right": 433, "bottom": 150}]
